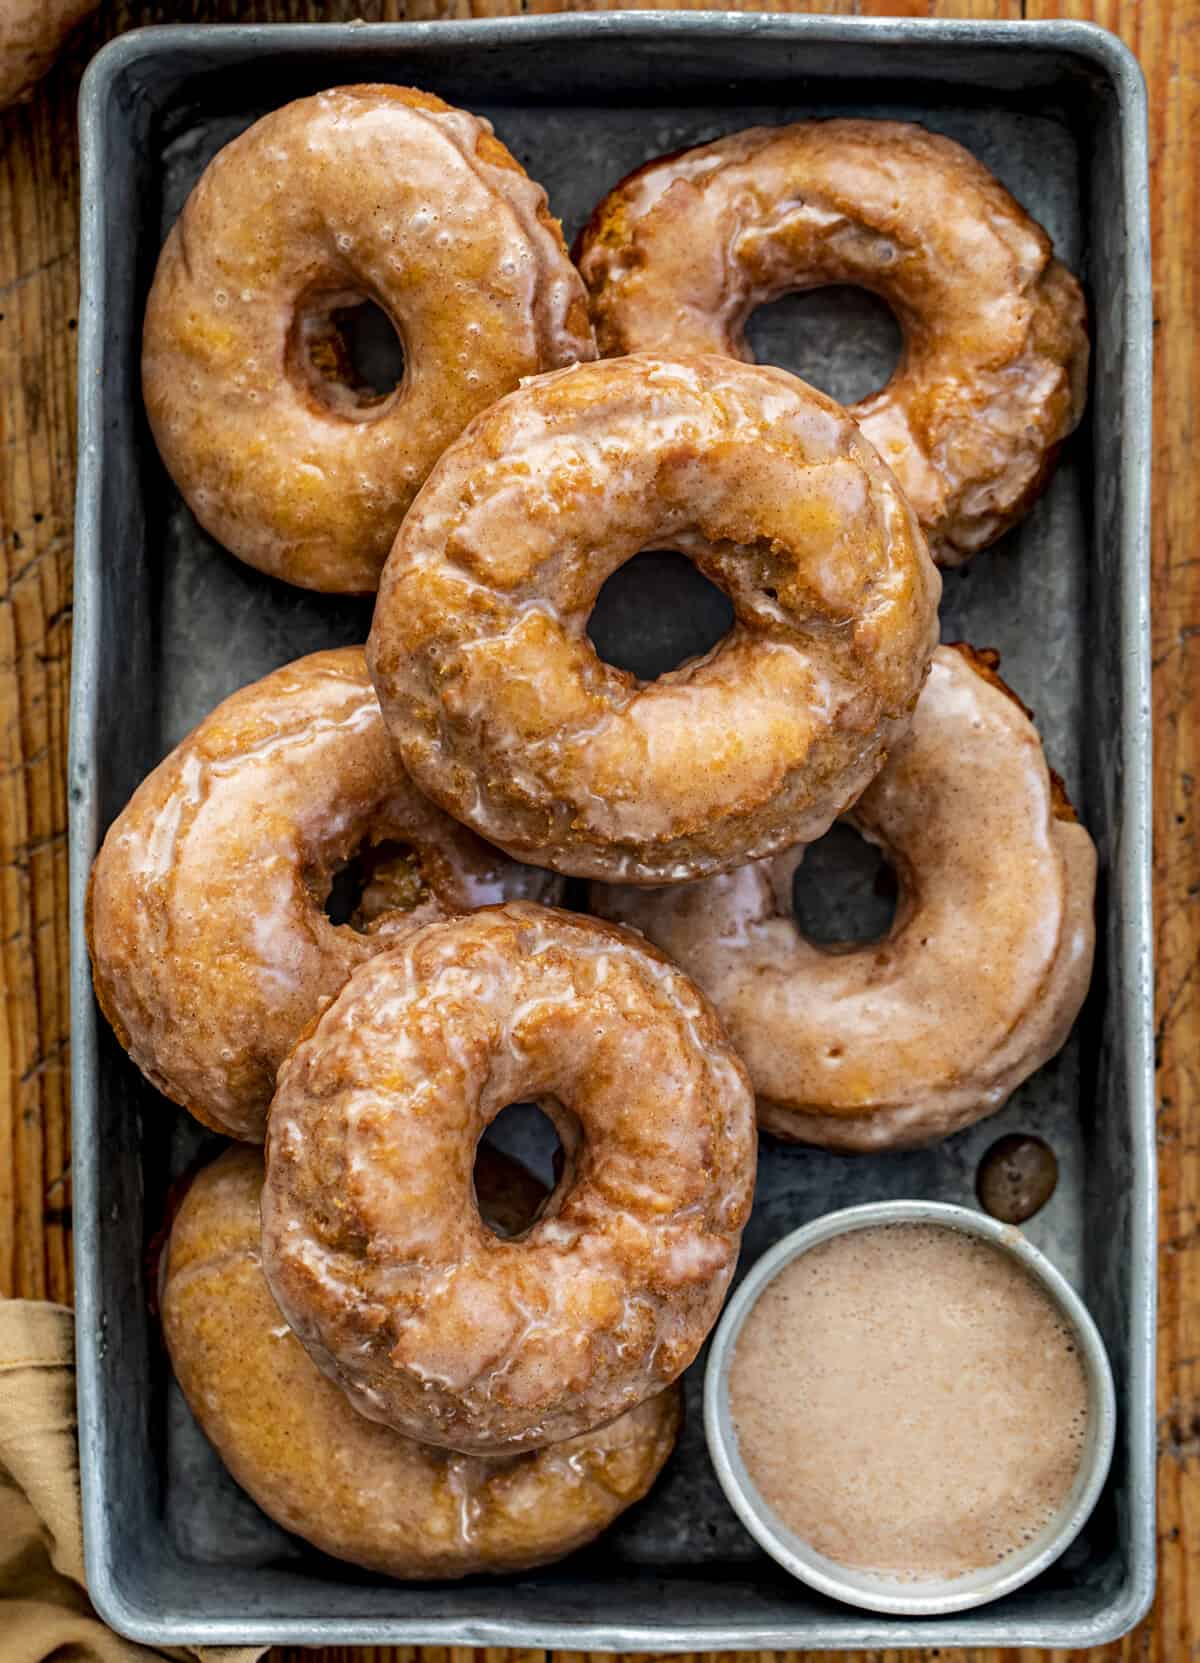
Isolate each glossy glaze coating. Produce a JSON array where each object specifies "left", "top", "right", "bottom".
[
  {"left": 593, "top": 646, "right": 1096, "bottom": 1151},
  {"left": 0, "top": 0, "right": 92, "bottom": 105},
  {"left": 576, "top": 120, "right": 1088, "bottom": 562},
  {"left": 368, "top": 353, "right": 941, "bottom": 883},
  {"left": 87, "top": 648, "right": 559, "bottom": 1142},
  {"left": 162, "top": 1145, "right": 681, "bottom": 1578},
  {"left": 261, "top": 902, "right": 756, "bottom": 1452},
  {"left": 143, "top": 85, "right": 595, "bottom": 593}
]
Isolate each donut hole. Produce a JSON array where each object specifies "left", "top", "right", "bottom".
[
  {"left": 322, "top": 838, "right": 428, "bottom": 930},
  {"left": 744, "top": 285, "right": 902, "bottom": 407},
  {"left": 474, "top": 1101, "right": 573, "bottom": 1238},
  {"left": 333, "top": 298, "right": 406, "bottom": 395},
  {"left": 292, "top": 291, "right": 406, "bottom": 417},
  {"left": 791, "top": 821, "right": 899, "bottom": 947},
  {"left": 587, "top": 549, "right": 734, "bottom": 681}
]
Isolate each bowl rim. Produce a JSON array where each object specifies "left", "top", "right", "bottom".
[{"left": 703, "top": 1198, "right": 1118, "bottom": 1617}]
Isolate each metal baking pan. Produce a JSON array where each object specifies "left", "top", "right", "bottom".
[{"left": 70, "top": 13, "right": 1154, "bottom": 1650}]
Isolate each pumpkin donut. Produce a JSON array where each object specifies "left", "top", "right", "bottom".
[
  {"left": 261, "top": 902, "right": 756, "bottom": 1453},
  {"left": 576, "top": 120, "right": 1088, "bottom": 562},
  {"left": 367, "top": 352, "right": 941, "bottom": 883},
  {"left": 592, "top": 645, "right": 1096, "bottom": 1152},
  {"left": 143, "top": 85, "right": 595, "bottom": 593},
  {"left": 87, "top": 648, "right": 559, "bottom": 1142},
  {"left": 0, "top": 0, "right": 94, "bottom": 106},
  {"left": 162, "top": 1145, "right": 681, "bottom": 1579}
]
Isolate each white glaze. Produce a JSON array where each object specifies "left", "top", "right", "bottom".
[
  {"left": 163, "top": 1146, "right": 681, "bottom": 1577},
  {"left": 261, "top": 902, "right": 757, "bottom": 1452},
  {"left": 577, "top": 120, "right": 1089, "bottom": 561},
  {"left": 87, "top": 648, "right": 559, "bottom": 1141},
  {"left": 593, "top": 646, "right": 1097, "bottom": 1151},
  {"left": 143, "top": 85, "right": 595, "bottom": 592},
  {"left": 368, "top": 352, "right": 941, "bottom": 883}
]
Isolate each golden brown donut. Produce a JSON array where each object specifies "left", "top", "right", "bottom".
[
  {"left": 576, "top": 121, "right": 1088, "bottom": 562},
  {"left": 162, "top": 1145, "right": 681, "bottom": 1579},
  {"left": 592, "top": 645, "right": 1096, "bottom": 1152},
  {"left": 87, "top": 648, "right": 558, "bottom": 1143},
  {"left": 142, "top": 85, "right": 595, "bottom": 593},
  {"left": 0, "top": 0, "right": 92, "bottom": 106},
  {"left": 261, "top": 902, "right": 756, "bottom": 1453},
  {"left": 367, "top": 352, "right": 941, "bottom": 883}
]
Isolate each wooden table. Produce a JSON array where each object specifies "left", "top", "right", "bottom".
[{"left": 0, "top": 0, "right": 1191, "bottom": 1656}]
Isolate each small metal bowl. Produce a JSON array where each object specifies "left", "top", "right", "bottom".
[{"left": 704, "top": 1199, "right": 1116, "bottom": 1617}]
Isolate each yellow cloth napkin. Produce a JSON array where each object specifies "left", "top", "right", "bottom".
[{"left": 0, "top": 1298, "right": 265, "bottom": 1663}]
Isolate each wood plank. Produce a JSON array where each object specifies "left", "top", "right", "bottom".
[
  {"left": 0, "top": 54, "right": 80, "bottom": 1305},
  {"left": 0, "top": 0, "right": 1191, "bottom": 1655}
]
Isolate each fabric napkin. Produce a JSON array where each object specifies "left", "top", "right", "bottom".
[{"left": 0, "top": 1298, "right": 265, "bottom": 1663}]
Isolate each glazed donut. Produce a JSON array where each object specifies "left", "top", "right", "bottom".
[
  {"left": 87, "top": 648, "right": 558, "bottom": 1142},
  {"left": 261, "top": 902, "right": 756, "bottom": 1453},
  {"left": 162, "top": 1145, "right": 681, "bottom": 1578},
  {"left": 592, "top": 645, "right": 1096, "bottom": 1152},
  {"left": 143, "top": 85, "right": 595, "bottom": 593},
  {"left": 367, "top": 352, "right": 941, "bottom": 883},
  {"left": 576, "top": 120, "right": 1088, "bottom": 562},
  {"left": 0, "top": 0, "right": 93, "bottom": 106}
]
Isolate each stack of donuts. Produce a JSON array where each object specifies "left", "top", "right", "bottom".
[{"left": 88, "top": 85, "right": 1096, "bottom": 1579}]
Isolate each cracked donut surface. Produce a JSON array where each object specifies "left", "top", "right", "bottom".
[
  {"left": 592, "top": 645, "right": 1096, "bottom": 1151},
  {"left": 576, "top": 120, "right": 1088, "bottom": 561},
  {"left": 142, "top": 85, "right": 595, "bottom": 592},
  {"left": 162, "top": 1145, "right": 681, "bottom": 1578},
  {"left": 368, "top": 352, "right": 941, "bottom": 883},
  {"left": 87, "top": 648, "right": 558, "bottom": 1142},
  {"left": 261, "top": 902, "right": 756, "bottom": 1453}
]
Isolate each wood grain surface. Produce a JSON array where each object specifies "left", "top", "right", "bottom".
[{"left": 0, "top": 0, "right": 1190, "bottom": 1656}]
